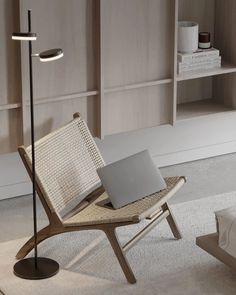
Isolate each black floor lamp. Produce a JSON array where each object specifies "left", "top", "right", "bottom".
[{"left": 12, "top": 10, "right": 63, "bottom": 280}]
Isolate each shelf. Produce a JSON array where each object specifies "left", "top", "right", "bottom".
[
  {"left": 26, "top": 90, "right": 99, "bottom": 106},
  {"left": 0, "top": 103, "right": 21, "bottom": 111},
  {"left": 177, "top": 99, "right": 234, "bottom": 121},
  {"left": 104, "top": 78, "right": 173, "bottom": 94},
  {"left": 177, "top": 63, "right": 236, "bottom": 82}
]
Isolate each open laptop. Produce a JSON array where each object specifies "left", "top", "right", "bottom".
[{"left": 96, "top": 150, "right": 167, "bottom": 209}]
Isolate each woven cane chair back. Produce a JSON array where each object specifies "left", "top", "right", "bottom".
[{"left": 24, "top": 117, "right": 105, "bottom": 220}]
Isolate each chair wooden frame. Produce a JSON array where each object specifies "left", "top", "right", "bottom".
[{"left": 16, "top": 113, "right": 186, "bottom": 284}]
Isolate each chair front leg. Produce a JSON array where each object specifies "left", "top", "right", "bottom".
[
  {"left": 162, "top": 202, "right": 182, "bottom": 239},
  {"left": 16, "top": 226, "right": 51, "bottom": 259},
  {"left": 104, "top": 227, "right": 136, "bottom": 284},
  {"left": 16, "top": 226, "right": 65, "bottom": 259}
]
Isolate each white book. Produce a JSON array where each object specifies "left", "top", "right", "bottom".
[
  {"left": 178, "top": 48, "right": 220, "bottom": 63},
  {"left": 178, "top": 60, "right": 221, "bottom": 74},
  {"left": 178, "top": 57, "right": 221, "bottom": 70},
  {"left": 180, "top": 56, "right": 221, "bottom": 66}
]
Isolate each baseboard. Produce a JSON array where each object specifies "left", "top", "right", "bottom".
[
  {"left": 0, "top": 152, "right": 31, "bottom": 200},
  {"left": 153, "top": 140, "right": 236, "bottom": 167},
  {"left": 1, "top": 140, "right": 236, "bottom": 200},
  {"left": 2, "top": 112, "right": 236, "bottom": 200},
  {"left": 0, "top": 181, "right": 31, "bottom": 200}
]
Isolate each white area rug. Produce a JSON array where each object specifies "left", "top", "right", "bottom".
[{"left": 1, "top": 192, "right": 236, "bottom": 295}]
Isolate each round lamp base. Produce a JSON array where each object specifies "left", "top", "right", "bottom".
[{"left": 14, "top": 257, "right": 59, "bottom": 280}]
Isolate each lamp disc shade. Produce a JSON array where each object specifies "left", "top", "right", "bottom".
[
  {"left": 12, "top": 32, "right": 37, "bottom": 41},
  {"left": 39, "top": 48, "right": 63, "bottom": 62}
]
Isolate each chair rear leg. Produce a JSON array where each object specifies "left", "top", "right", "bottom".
[
  {"left": 162, "top": 202, "right": 182, "bottom": 239},
  {"left": 104, "top": 227, "right": 136, "bottom": 284},
  {"left": 16, "top": 226, "right": 52, "bottom": 259}
]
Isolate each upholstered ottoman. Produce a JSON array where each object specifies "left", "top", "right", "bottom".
[
  {"left": 196, "top": 206, "right": 236, "bottom": 271},
  {"left": 215, "top": 206, "right": 236, "bottom": 258}
]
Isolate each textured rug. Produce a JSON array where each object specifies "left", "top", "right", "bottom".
[{"left": 1, "top": 192, "right": 236, "bottom": 295}]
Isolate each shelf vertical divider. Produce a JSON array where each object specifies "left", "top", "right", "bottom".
[
  {"left": 97, "top": 0, "right": 105, "bottom": 139},
  {"left": 171, "top": 0, "right": 179, "bottom": 125}
]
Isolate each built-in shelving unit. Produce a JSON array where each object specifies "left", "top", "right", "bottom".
[
  {"left": 176, "top": 0, "right": 236, "bottom": 123},
  {"left": 1, "top": 0, "right": 236, "bottom": 159}
]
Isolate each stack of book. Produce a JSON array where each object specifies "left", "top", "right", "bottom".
[{"left": 177, "top": 48, "right": 221, "bottom": 74}]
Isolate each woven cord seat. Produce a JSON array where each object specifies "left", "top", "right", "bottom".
[
  {"left": 16, "top": 113, "right": 186, "bottom": 284},
  {"left": 64, "top": 177, "right": 185, "bottom": 226}
]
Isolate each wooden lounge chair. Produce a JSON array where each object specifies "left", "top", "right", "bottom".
[{"left": 17, "top": 113, "right": 186, "bottom": 283}]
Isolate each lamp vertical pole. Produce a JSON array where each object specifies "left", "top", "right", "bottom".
[
  {"left": 27, "top": 9, "right": 38, "bottom": 269},
  {"left": 13, "top": 9, "right": 60, "bottom": 279}
]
